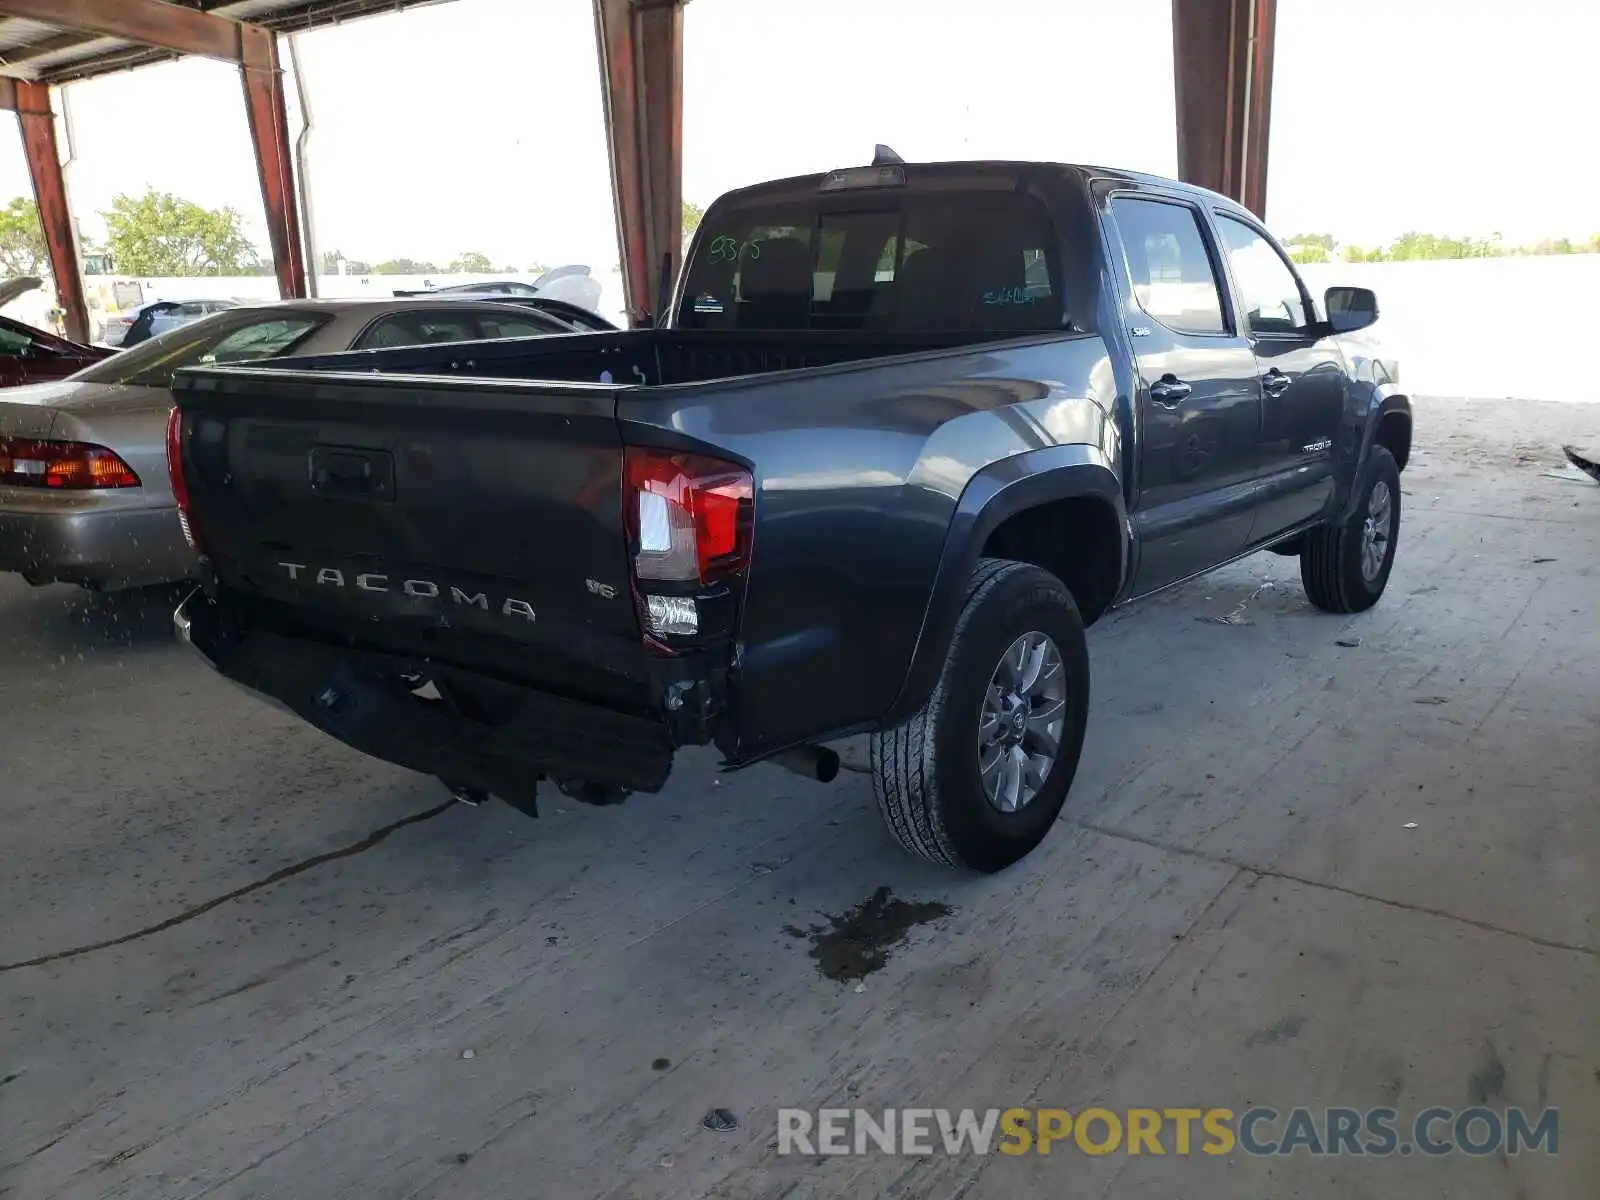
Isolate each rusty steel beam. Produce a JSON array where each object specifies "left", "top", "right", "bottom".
[
  {"left": 0, "top": 0, "right": 255, "bottom": 67},
  {"left": 0, "top": 29, "right": 103, "bottom": 70},
  {"left": 239, "top": 26, "right": 306, "bottom": 298},
  {"left": 594, "top": 0, "right": 684, "bottom": 326},
  {"left": 0, "top": 80, "right": 90, "bottom": 343},
  {"left": 1172, "top": 0, "right": 1277, "bottom": 217}
]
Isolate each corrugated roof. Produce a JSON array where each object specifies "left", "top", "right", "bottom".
[{"left": 0, "top": 1, "right": 456, "bottom": 84}]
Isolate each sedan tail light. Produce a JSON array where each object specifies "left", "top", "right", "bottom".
[
  {"left": 0, "top": 436, "right": 141, "bottom": 489},
  {"left": 165, "top": 406, "right": 204, "bottom": 552}
]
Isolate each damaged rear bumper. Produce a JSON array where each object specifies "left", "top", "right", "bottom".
[{"left": 175, "top": 591, "right": 723, "bottom": 798}]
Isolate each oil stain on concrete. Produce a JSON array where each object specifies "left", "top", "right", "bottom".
[{"left": 785, "top": 886, "right": 953, "bottom": 982}]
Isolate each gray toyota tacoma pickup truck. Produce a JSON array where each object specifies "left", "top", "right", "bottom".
[{"left": 167, "top": 156, "right": 1410, "bottom": 873}]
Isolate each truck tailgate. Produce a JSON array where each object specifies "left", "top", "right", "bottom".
[{"left": 171, "top": 369, "right": 642, "bottom": 672}]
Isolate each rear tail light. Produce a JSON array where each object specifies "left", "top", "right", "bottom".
[
  {"left": 624, "top": 446, "right": 753, "bottom": 639},
  {"left": 0, "top": 437, "right": 141, "bottom": 489},
  {"left": 625, "top": 448, "right": 752, "bottom": 583},
  {"left": 165, "top": 406, "right": 204, "bottom": 552}
]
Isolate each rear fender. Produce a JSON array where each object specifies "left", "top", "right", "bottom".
[
  {"left": 879, "top": 444, "right": 1126, "bottom": 728},
  {"left": 0, "top": 398, "right": 61, "bottom": 441}
]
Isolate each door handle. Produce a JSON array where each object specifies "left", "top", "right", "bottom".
[
  {"left": 1262, "top": 369, "right": 1291, "bottom": 396},
  {"left": 1148, "top": 375, "right": 1192, "bottom": 406}
]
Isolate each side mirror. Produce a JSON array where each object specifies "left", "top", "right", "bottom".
[{"left": 1325, "top": 285, "right": 1378, "bottom": 333}]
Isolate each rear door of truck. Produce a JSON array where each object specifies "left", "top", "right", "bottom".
[{"left": 170, "top": 366, "right": 646, "bottom": 687}]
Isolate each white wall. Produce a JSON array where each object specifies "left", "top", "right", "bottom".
[
  {"left": 10, "top": 255, "right": 1595, "bottom": 404},
  {"left": 104, "top": 271, "right": 631, "bottom": 331},
  {"left": 1299, "top": 256, "right": 1594, "bottom": 402}
]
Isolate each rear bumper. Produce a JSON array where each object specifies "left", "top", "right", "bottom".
[
  {"left": 175, "top": 592, "right": 717, "bottom": 797},
  {"left": 0, "top": 500, "right": 194, "bottom": 588}
]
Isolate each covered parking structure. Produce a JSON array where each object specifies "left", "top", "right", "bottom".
[
  {"left": 4, "top": 7, "right": 1600, "bottom": 1198},
  {"left": 0, "top": 0, "right": 1277, "bottom": 341}
]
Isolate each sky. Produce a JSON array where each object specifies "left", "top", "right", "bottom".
[{"left": 0, "top": 0, "right": 1596, "bottom": 279}]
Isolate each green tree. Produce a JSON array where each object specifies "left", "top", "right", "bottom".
[
  {"left": 447, "top": 250, "right": 493, "bottom": 273},
  {"left": 1286, "top": 233, "right": 1335, "bottom": 252},
  {"left": 1287, "top": 243, "right": 1330, "bottom": 264},
  {"left": 372, "top": 258, "right": 438, "bottom": 274},
  {"left": 0, "top": 196, "right": 46, "bottom": 279},
  {"left": 101, "top": 188, "right": 260, "bottom": 275},
  {"left": 682, "top": 199, "right": 705, "bottom": 247}
]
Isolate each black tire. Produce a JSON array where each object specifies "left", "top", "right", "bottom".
[
  {"left": 869, "top": 558, "right": 1090, "bottom": 872},
  {"left": 1300, "top": 445, "right": 1401, "bottom": 613}
]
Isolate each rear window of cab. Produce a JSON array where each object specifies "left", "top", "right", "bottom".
[{"left": 678, "top": 186, "right": 1062, "bottom": 334}]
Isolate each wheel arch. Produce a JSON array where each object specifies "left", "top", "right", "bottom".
[
  {"left": 879, "top": 444, "right": 1127, "bottom": 729},
  {"left": 1341, "top": 386, "right": 1412, "bottom": 519},
  {"left": 1372, "top": 402, "right": 1412, "bottom": 471}
]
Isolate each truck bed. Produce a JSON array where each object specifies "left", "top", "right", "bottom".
[
  {"left": 170, "top": 317, "right": 1107, "bottom": 788},
  {"left": 258, "top": 326, "right": 1009, "bottom": 389}
]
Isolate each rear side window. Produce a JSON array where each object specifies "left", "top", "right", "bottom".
[
  {"left": 354, "top": 311, "right": 482, "bottom": 350},
  {"left": 473, "top": 312, "right": 563, "bottom": 339},
  {"left": 1110, "top": 197, "right": 1227, "bottom": 336},
  {"left": 678, "top": 188, "right": 1062, "bottom": 334}
]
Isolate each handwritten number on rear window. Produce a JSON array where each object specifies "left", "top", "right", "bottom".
[{"left": 708, "top": 235, "right": 763, "bottom": 265}]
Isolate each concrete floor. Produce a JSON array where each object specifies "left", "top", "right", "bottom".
[{"left": 2, "top": 396, "right": 1597, "bottom": 1200}]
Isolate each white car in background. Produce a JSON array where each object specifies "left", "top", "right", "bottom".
[
  {"left": 394, "top": 264, "right": 605, "bottom": 315},
  {"left": 99, "top": 298, "right": 244, "bottom": 348}
]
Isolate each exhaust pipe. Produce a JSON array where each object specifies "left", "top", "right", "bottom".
[{"left": 768, "top": 744, "right": 841, "bottom": 784}]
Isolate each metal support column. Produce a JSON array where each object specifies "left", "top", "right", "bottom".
[
  {"left": 2, "top": 79, "right": 89, "bottom": 343},
  {"left": 594, "top": 0, "right": 685, "bottom": 326},
  {"left": 239, "top": 25, "right": 307, "bottom": 298},
  {"left": 287, "top": 33, "right": 320, "bottom": 297},
  {"left": 1172, "top": 0, "right": 1277, "bottom": 216}
]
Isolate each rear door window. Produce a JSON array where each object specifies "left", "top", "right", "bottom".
[
  {"left": 1110, "top": 197, "right": 1228, "bottom": 336},
  {"left": 679, "top": 187, "right": 1062, "bottom": 333}
]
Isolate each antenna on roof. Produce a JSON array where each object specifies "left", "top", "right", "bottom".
[{"left": 872, "top": 144, "right": 905, "bottom": 166}]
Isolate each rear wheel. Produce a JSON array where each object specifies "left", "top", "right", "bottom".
[
  {"left": 870, "top": 559, "right": 1090, "bottom": 872},
  {"left": 1300, "top": 445, "right": 1401, "bottom": 613}
]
